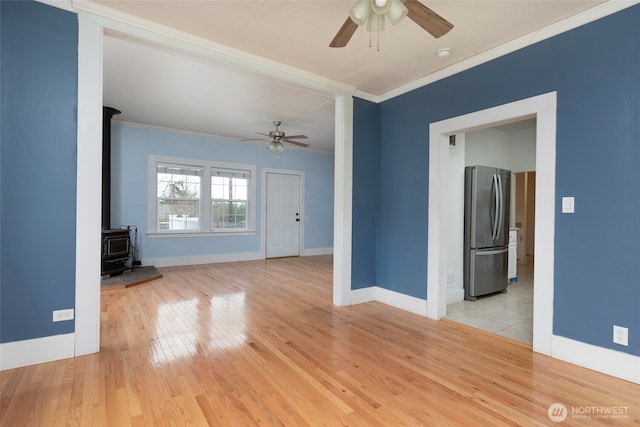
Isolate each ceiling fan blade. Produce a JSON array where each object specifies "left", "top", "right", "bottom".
[
  {"left": 405, "top": 1, "right": 453, "bottom": 39},
  {"left": 283, "top": 139, "right": 310, "bottom": 148},
  {"left": 283, "top": 134, "right": 308, "bottom": 140},
  {"left": 256, "top": 132, "right": 271, "bottom": 137},
  {"left": 329, "top": 17, "right": 359, "bottom": 48}
]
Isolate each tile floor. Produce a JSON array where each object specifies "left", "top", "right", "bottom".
[{"left": 446, "top": 263, "right": 533, "bottom": 345}]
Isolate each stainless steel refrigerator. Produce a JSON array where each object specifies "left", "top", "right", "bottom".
[{"left": 464, "top": 165, "right": 511, "bottom": 301}]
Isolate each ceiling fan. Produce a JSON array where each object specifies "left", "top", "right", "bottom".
[
  {"left": 249, "top": 121, "right": 309, "bottom": 152},
  {"left": 330, "top": 0, "right": 453, "bottom": 48}
]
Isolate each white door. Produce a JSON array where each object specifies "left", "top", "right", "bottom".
[{"left": 266, "top": 173, "right": 301, "bottom": 258}]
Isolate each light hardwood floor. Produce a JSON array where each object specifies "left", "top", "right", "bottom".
[{"left": 2, "top": 255, "right": 638, "bottom": 426}]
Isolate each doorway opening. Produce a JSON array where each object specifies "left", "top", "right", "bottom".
[
  {"left": 427, "top": 92, "right": 556, "bottom": 356},
  {"left": 444, "top": 120, "right": 537, "bottom": 345}
]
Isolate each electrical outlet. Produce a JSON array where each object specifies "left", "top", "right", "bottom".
[
  {"left": 613, "top": 325, "right": 628, "bottom": 346},
  {"left": 53, "top": 309, "right": 74, "bottom": 322}
]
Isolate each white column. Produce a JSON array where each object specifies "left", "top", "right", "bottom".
[
  {"left": 333, "top": 95, "right": 353, "bottom": 306},
  {"left": 426, "top": 127, "right": 449, "bottom": 319},
  {"left": 75, "top": 15, "right": 103, "bottom": 356}
]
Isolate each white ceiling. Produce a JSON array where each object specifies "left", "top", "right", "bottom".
[
  {"left": 103, "top": 33, "right": 338, "bottom": 151},
  {"left": 94, "top": 0, "right": 622, "bottom": 153}
]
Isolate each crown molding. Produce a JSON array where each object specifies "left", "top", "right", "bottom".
[
  {"left": 37, "top": 0, "right": 74, "bottom": 12},
  {"left": 37, "top": 0, "right": 639, "bottom": 105},
  {"left": 112, "top": 120, "right": 334, "bottom": 154},
  {"left": 38, "top": 0, "right": 360, "bottom": 100},
  {"left": 379, "top": 0, "right": 640, "bottom": 102}
]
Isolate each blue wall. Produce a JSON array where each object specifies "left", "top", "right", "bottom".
[
  {"left": 356, "top": 5, "right": 640, "bottom": 356},
  {"left": 351, "top": 98, "right": 379, "bottom": 289},
  {"left": 111, "top": 123, "right": 334, "bottom": 261},
  {"left": 0, "top": 1, "right": 78, "bottom": 343}
]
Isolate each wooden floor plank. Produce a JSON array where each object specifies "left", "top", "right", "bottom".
[{"left": 1, "top": 255, "right": 638, "bottom": 426}]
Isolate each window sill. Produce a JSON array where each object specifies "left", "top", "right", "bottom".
[{"left": 147, "top": 230, "right": 257, "bottom": 239}]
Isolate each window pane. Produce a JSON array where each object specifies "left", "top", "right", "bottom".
[
  {"left": 211, "top": 176, "right": 229, "bottom": 199},
  {"left": 158, "top": 199, "right": 200, "bottom": 231},
  {"left": 212, "top": 201, "right": 247, "bottom": 230},
  {"left": 157, "top": 164, "right": 201, "bottom": 232},
  {"left": 232, "top": 178, "right": 248, "bottom": 200},
  {"left": 158, "top": 174, "right": 201, "bottom": 199}
]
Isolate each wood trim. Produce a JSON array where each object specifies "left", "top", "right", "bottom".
[
  {"left": 75, "top": 16, "right": 103, "bottom": 357},
  {"left": 143, "top": 250, "right": 262, "bottom": 268},
  {"left": 0, "top": 334, "right": 75, "bottom": 370}
]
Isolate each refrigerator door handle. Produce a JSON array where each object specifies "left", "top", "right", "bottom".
[
  {"left": 491, "top": 173, "right": 499, "bottom": 240},
  {"left": 496, "top": 173, "right": 504, "bottom": 241}
]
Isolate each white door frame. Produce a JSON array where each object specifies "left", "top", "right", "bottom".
[
  {"left": 260, "top": 168, "right": 305, "bottom": 259},
  {"left": 427, "top": 92, "right": 557, "bottom": 356}
]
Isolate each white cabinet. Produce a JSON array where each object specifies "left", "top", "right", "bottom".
[{"left": 508, "top": 228, "right": 518, "bottom": 282}]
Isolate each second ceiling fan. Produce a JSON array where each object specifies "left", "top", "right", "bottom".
[
  {"left": 330, "top": 0, "right": 453, "bottom": 48},
  {"left": 251, "top": 121, "right": 309, "bottom": 152}
]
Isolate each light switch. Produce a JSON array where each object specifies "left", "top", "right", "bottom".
[{"left": 562, "top": 197, "right": 575, "bottom": 213}]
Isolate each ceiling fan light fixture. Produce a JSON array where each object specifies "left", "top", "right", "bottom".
[
  {"left": 268, "top": 140, "right": 285, "bottom": 152},
  {"left": 330, "top": 0, "right": 453, "bottom": 49},
  {"left": 370, "top": 0, "right": 392, "bottom": 15},
  {"left": 387, "top": 0, "right": 408, "bottom": 25},
  {"left": 367, "top": 13, "right": 386, "bottom": 32},
  {"left": 349, "top": 0, "right": 371, "bottom": 25}
]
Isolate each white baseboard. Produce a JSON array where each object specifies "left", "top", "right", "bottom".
[
  {"left": 143, "top": 251, "right": 262, "bottom": 268},
  {"left": 350, "top": 286, "right": 376, "bottom": 305},
  {"left": 446, "top": 287, "right": 464, "bottom": 304},
  {"left": 1, "top": 333, "right": 75, "bottom": 371},
  {"left": 375, "top": 287, "right": 428, "bottom": 316},
  {"left": 144, "top": 249, "right": 332, "bottom": 268},
  {"left": 552, "top": 335, "right": 640, "bottom": 385},
  {"left": 351, "top": 286, "right": 427, "bottom": 316},
  {"left": 302, "top": 247, "right": 333, "bottom": 256}
]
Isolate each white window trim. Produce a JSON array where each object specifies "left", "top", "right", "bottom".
[{"left": 147, "top": 154, "right": 256, "bottom": 237}]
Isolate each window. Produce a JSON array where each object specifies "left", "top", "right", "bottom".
[{"left": 149, "top": 156, "right": 256, "bottom": 236}]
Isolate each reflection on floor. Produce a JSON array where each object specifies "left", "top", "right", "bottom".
[{"left": 446, "top": 263, "right": 533, "bottom": 345}]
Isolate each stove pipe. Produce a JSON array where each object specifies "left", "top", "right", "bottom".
[{"left": 102, "top": 106, "right": 121, "bottom": 230}]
